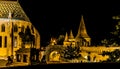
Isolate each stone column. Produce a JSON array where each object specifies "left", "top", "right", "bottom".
[{"left": 21, "top": 54, "right": 23, "bottom": 63}]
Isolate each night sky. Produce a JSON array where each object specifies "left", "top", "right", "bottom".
[{"left": 18, "top": 0, "right": 119, "bottom": 46}]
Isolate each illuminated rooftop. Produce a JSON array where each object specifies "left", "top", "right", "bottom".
[{"left": 0, "top": 0, "right": 30, "bottom": 22}]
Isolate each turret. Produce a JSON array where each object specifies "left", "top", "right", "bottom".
[
  {"left": 64, "top": 32, "right": 68, "bottom": 42},
  {"left": 75, "top": 15, "right": 91, "bottom": 46},
  {"left": 69, "top": 30, "right": 74, "bottom": 39}
]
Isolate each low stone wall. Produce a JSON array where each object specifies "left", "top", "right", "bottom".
[
  {"left": 79, "top": 46, "right": 120, "bottom": 62},
  {"left": 80, "top": 46, "right": 120, "bottom": 54}
]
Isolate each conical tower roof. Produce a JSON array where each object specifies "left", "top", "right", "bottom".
[
  {"left": 0, "top": 0, "right": 30, "bottom": 22},
  {"left": 69, "top": 30, "right": 74, "bottom": 39},
  {"left": 64, "top": 32, "right": 68, "bottom": 41},
  {"left": 76, "top": 15, "right": 90, "bottom": 38}
]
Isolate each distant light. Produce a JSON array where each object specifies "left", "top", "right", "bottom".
[
  {"left": 112, "top": 16, "right": 116, "bottom": 19},
  {"left": 84, "top": 56, "right": 88, "bottom": 59},
  {"left": 112, "top": 16, "right": 120, "bottom": 20}
]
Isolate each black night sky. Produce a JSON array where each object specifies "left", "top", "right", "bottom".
[{"left": 18, "top": 0, "right": 120, "bottom": 46}]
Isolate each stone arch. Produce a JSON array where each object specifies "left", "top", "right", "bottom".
[
  {"left": 45, "top": 45, "right": 63, "bottom": 62},
  {"left": 49, "top": 51, "right": 60, "bottom": 61}
]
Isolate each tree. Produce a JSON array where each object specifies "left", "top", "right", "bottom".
[
  {"left": 102, "top": 49, "right": 120, "bottom": 62},
  {"left": 57, "top": 35, "right": 64, "bottom": 45},
  {"left": 110, "top": 22, "right": 120, "bottom": 45},
  {"left": 61, "top": 45, "right": 81, "bottom": 60},
  {"left": 41, "top": 55, "right": 46, "bottom": 63},
  {"left": 19, "top": 26, "right": 35, "bottom": 47},
  {"left": 101, "top": 20, "right": 120, "bottom": 46}
]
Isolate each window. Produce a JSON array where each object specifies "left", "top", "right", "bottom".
[
  {"left": 14, "top": 36, "right": 17, "bottom": 48},
  {"left": 23, "top": 55, "right": 27, "bottom": 62},
  {"left": 4, "top": 36, "right": 7, "bottom": 47},
  {"left": 13, "top": 24, "right": 18, "bottom": 32},
  {"left": 1, "top": 24, "right": 5, "bottom": 32},
  {"left": 21, "top": 26, "right": 24, "bottom": 32},
  {"left": 0, "top": 36, "right": 2, "bottom": 47},
  {"left": 17, "top": 54, "right": 21, "bottom": 62}
]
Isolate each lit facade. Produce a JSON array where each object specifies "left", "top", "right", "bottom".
[{"left": 0, "top": 1, "right": 40, "bottom": 60}]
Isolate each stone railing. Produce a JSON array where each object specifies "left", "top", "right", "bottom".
[{"left": 80, "top": 46, "right": 120, "bottom": 54}]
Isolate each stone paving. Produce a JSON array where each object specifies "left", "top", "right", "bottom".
[
  {"left": 0, "top": 60, "right": 30, "bottom": 68},
  {"left": 0, "top": 60, "right": 8, "bottom": 68}
]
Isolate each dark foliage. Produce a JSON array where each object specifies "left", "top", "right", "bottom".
[
  {"left": 61, "top": 45, "right": 81, "bottom": 60},
  {"left": 57, "top": 35, "right": 64, "bottom": 45},
  {"left": 101, "top": 22, "right": 120, "bottom": 46},
  {"left": 19, "top": 26, "right": 35, "bottom": 45},
  {"left": 41, "top": 55, "right": 46, "bottom": 63},
  {"left": 102, "top": 49, "right": 120, "bottom": 62}
]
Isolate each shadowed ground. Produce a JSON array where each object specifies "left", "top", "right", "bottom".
[
  {"left": 0, "top": 63, "right": 119, "bottom": 69},
  {"left": 0, "top": 60, "right": 8, "bottom": 68}
]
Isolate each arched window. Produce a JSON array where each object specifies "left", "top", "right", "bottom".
[
  {"left": 21, "top": 26, "right": 24, "bottom": 32},
  {"left": 1, "top": 24, "right": 5, "bottom": 32},
  {"left": 14, "top": 36, "right": 17, "bottom": 48},
  {"left": 13, "top": 24, "right": 18, "bottom": 32}
]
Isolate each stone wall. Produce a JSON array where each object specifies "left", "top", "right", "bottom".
[{"left": 80, "top": 46, "right": 120, "bottom": 62}]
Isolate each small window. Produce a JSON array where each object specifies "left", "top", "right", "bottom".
[
  {"left": 14, "top": 36, "right": 17, "bottom": 48},
  {"left": 0, "top": 36, "right": 2, "bottom": 47},
  {"left": 21, "top": 26, "right": 24, "bottom": 32},
  {"left": 13, "top": 24, "right": 18, "bottom": 32},
  {"left": 1, "top": 24, "right": 5, "bottom": 32},
  {"left": 23, "top": 55, "right": 27, "bottom": 62},
  {"left": 4, "top": 36, "right": 7, "bottom": 47},
  {"left": 17, "top": 54, "right": 21, "bottom": 62}
]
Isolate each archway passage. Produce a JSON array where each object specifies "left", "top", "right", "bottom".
[
  {"left": 45, "top": 45, "right": 63, "bottom": 62},
  {"left": 49, "top": 51, "right": 60, "bottom": 61}
]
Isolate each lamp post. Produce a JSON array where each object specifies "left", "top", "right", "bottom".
[
  {"left": 8, "top": 11, "right": 14, "bottom": 62},
  {"left": 11, "top": 21, "right": 14, "bottom": 58}
]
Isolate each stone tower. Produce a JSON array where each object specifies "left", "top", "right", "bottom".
[
  {"left": 75, "top": 15, "right": 91, "bottom": 46},
  {"left": 63, "top": 30, "right": 75, "bottom": 47}
]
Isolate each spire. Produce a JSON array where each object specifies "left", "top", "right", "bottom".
[
  {"left": 76, "top": 15, "right": 90, "bottom": 38},
  {"left": 69, "top": 30, "right": 74, "bottom": 39},
  {"left": 64, "top": 32, "right": 68, "bottom": 41}
]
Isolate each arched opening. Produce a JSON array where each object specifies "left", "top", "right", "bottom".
[
  {"left": 1, "top": 24, "right": 5, "bottom": 32},
  {"left": 49, "top": 51, "right": 60, "bottom": 62},
  {"left": 13, "top": 24, "right": 18, "bottom": 32}
]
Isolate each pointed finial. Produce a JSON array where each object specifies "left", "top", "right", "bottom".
[
  {"left": 64, "top": 32, "right": 68, "bottom": 41},
  {"left": 69, "top": 30, "right": 74, "bottom": 39},
  {"left": 81, "top": 15, "right": 84, "bottom": 25}
]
